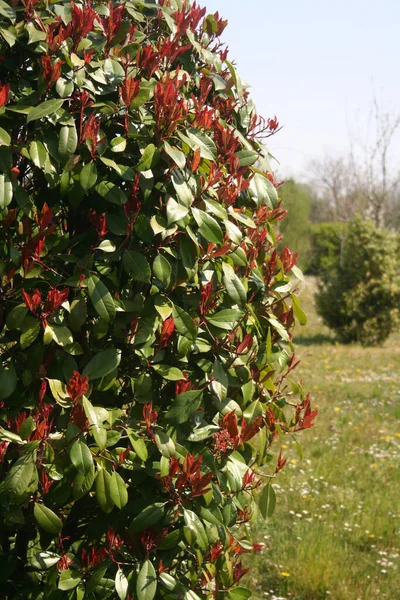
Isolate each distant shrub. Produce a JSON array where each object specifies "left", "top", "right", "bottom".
[
  {"left": 278, "top": 179, "right": 312, "bottom": 270},
  {"left": 316, "top": 220, "right": 400, "bottom": 345},
  {"left": 306, "top": 222, "right": 348, "bottom": 275}
]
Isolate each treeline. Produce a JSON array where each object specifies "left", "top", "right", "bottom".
[{"left": 278, "top": 178, "right": 400, "bottom": 275}]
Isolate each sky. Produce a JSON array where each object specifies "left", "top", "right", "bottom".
[{"left": 201, "top": 0, "right": 400, "bottom": 179}]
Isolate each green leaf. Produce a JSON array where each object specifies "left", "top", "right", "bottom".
[
  {"left": 154, "top": 430, "right": 176, "bottom": 458},
  {"left": 2, "top": 448, "right": 37, "bottom": 496},
  {"left": 6, "top": 304, "right": 28, "bottom": 330},
  {"left": 69, "top": 298, "right": 87, "bottom": 331},
  {"left": 96, "top": 239, "right": 116, "bottom": 253},
  {"left": 165, "top": 390, "right": 203, "bottom": 424},
  {"left": 292, "top": 294, "right": 307, "bottom": 325},
  {"left": 228, "top": 588, "right": 252, "bottom": 600},
  {"left": 291, "top": 264, "right": 305, "bottom": 281},
  {"left": 70, "top": 439, "right": 93, "bottom": 473},
  {"left": 172, "top": 305, "right": 197, "bottom": 341},
  {"left": 48, "top": 379, "right": 72, "bottom": 408},
  {"left": 46, "top": 324, "right": 74, "bottom": 347},
  {"left": 183, "top": 509, "right": 208, "bottom": 550},
  {"left": 87, "top": 275, "right": 116, "bottom": 323},
  {"left": 83, "top": 396, "right": 108, "bottom": 449},
  {"left": 136, "top": 144, "right": 158, "bottom": 172},
  {"left": 0, "top": 362, "right": 17, "bottom": 400},
  {"left": 83, "top": 348, "right": 121, "bottom": 380},
  {"left": 192, "top": 207, "right": 223, "bottom": 244},
  {"left": 171, "top": 169, "right": 193, "bottom": 206},
  {"left": 27, "top": 99, "right": 64, "bottom": 123},
  {"left": 153, "top": 254, "right": 172, "bottom": 288},
  {"left": 95, "top": 467, "right": 114, "bottom": 513},
  {"left": 164, "top": 141, "right": 186, "bottom": 169},
  {"left": 258, "top": 484, "right": 276, "bottom": 519},
  {"left": 186, "top": 129, "right": 217, "bottom": 160},
  {"left": 96, "top": 181, "right": 128, "bottom": 205},
  {"left": 31, "top": 551, "right": 61, "bottom": 571},
  {"left": 207, "top": 309, "right": 244, "bottom": 330},
  {"left": 115, "top": 569, "right": 129, "bottom": 600},
  {"left": 166, "top": 197, "right": 189, "bottom": 225},
  {"left": 80, "top": 161, "right": 98, "bottom": 192},
  {"left": 127, "top": 429, "right": 148, "bottom": 461},
  {"left": 130, "top": 503, "right": 165, "bottom": 532},
  {"left": 234, "top": 150, "right": 259, "bottom": 167},
  {"left": 34, "top": 503, "right": 62, "bottom": 534},
  {"left": 20, "top": 321, "right": 39, "bottom": 350},
  {"left": 152, "top": 364, "right": 185, "bottom": 381},
  {"left": 123, "top": 250, "right": 151, "bottom": 283},
  {"left": 58, "top": 125, "right": 78, "bottom": 160},
  {"left": 0, "top": 1, "right": 16, "bottom": 22},
  {"left": 0, "top": 126, "right": 11, "bottom": 145},
  {"left": 110, "top": 471, "right": 128, "bottom": 509},
  {"left": 0, "top": 173, "right": 13, "bottom": 209},
  {"left": 58, "top": 569, "right": 81, "bottom": 591},
  {"left": 137, "top": 559, "right": 157, "bottom": 600},
  {"left": 110, "top": 136, "right": 127, "bottom": 153},
  {"left": 222, "top": 264, "right": 247, "bottom": 306}
]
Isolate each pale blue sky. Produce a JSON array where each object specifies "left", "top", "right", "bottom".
[{"left": 202, "top": 0, "right": 400, "bottom": 178}]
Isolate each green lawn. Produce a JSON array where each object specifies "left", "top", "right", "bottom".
[{"left": 246, "top": 277, "right": 400, "bottom": 600}]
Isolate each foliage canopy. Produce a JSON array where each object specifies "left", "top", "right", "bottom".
[
  {"left": 0, "top": 1, "right": 314, "bottom": 598},
  {"left": 317, "top": 220, "right": 400, "bottom": 345}
]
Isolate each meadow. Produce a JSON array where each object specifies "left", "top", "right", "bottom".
[{"left": 247, "top": 277, "right": 400, "bottom": 600}]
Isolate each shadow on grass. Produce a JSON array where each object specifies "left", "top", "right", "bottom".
[{"left": 294, "top": 333, "right": 336, "bottom": 346}]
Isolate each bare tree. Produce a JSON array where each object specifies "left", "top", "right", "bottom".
[{"left": 349, "top": 90, "right": 400, "bottom": 228}]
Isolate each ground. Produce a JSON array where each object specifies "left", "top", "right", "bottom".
[{"left": 246, "top": 277, "right": 400, "bottom": 600}]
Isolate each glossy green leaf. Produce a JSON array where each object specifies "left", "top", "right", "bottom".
[
  {"left": 137, "top": 559, "right": 157, "bottom": 600},
  {"left": 58, "top": 569, "right": 81, "bottom": 591},
  {"left": 96, "top": 181, "right": 128, "bottom": 205},
  {"left": 115, "top": 569, "right": 129, "bottom": 600},
  {"left": 172, "top": 305, "right": 197, "bottom": 341},
  {"left": 183, "top": 509, "right": 208, "bottom": 550},
  {"left": 0, "top": 1, "right": 16, "bottom": 21},
  {"left": 83, "top": 348, "right": 121, "bottom": 380},
  {"left": 152, "top": 364, "right": 185, "bottom": 380},
  {"left": 258, "top": 484, "right": 276, "bottom": 519},
  {"left": 136, "top": 143, "right": 157, "bottom": 171},
  {"left": 191, "top": 207, "right": 223, "bottom": 244},
  {"left": 110, "top": 471, "right": 128, "bottom": 509},
  {"left": 27, "top": 99, "right": 64, "bottom": 123},
  {"left": 153, "top": 254, "right": 172, "bottom": 288},
  {"left": 0, "top": 173, "right": 13, "bottom": 209},
  {"left": 87, "top": 275, "right": 116, "bottom": 323},
  {"left": 292, "top": 294, "right": 308, "bottom": 325},
  {"left": 95, "top": 467, "right": 114, "bottom": 513},
  {"left": 123, "top": 250, "right": 151, "bottom": 282},
  {"left": 80, "top": 161, "right": 98, "bottom": 192},
  {"left": 165, "top": 390, "right": 203, "bottom": 424},
  {"left": 34, "top": 503, "right": 62, "bottom": 534},
  {"left": 58, "top": 125, "right": 78, "bottom": 159},
  {"left": 130, "top": 503, "right": 166, "bottom": 532},
  {"left": 2, "top": 448, "right": 37, "bottom": 496},
  {"left": 186, "top": 129, "right": 217, "bottom": 160},
  {"left": 0, "top": 362, "right": 17, "bottom": 400},
  {"left": 207, "top": 309, "right": 244, "bottom": 330},
  {"left": 127, "top": 429, "right": 148, "bottom": 462},
  {"left": 166, "top": 196, "right": 189, "bottom": 225},
  {"left": 164, "top": 141, "right": 186, "bottom": 169}
]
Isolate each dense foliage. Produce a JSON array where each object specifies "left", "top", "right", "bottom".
[
  {"left": 277, "top": 179, "right": 312, "bottom": 271},
  {"left": 0, "top": 1, "right": 314, "bottom": 598},
  {"left": 305, "top": 221, "right": 348, "bottom": 275},
  {"left": 317, "top": 220, "right": 400, "bottom": 345}
]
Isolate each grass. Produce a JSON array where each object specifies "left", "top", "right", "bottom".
[{"left": 245, "top": 277, "right": 400, "bottom": 600}]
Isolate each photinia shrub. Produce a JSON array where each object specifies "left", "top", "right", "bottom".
[{"left": 0, "top": 1, "right": 316, "bottom": 598}]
